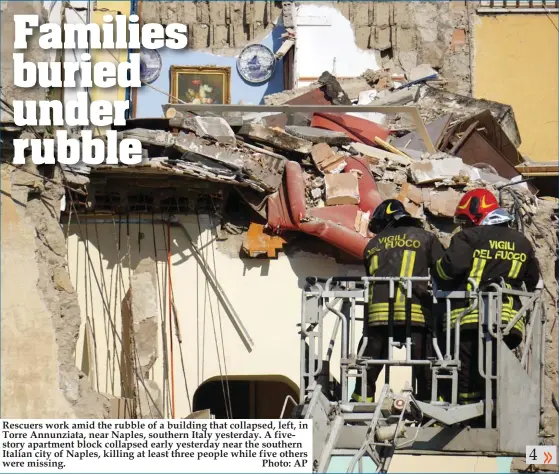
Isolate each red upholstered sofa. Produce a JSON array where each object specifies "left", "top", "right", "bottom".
[{"left": 266, "top": 156, "right": 383, "bottom": 259}]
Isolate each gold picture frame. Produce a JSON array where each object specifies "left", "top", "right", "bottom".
[{"left": 170, "top": 65, "right": 231, "bottom": 105}]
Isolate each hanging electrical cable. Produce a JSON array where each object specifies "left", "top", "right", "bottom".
[
  {"left": 60, "top": 167, "right": 164, "bottom": 418},
  {"left": 85, "top": 219, "right": 101, "bottom": 392},
  {"left": 167, "top": 221, "right": 176, "bottom": 419},
  {"left": 160, "top": 222, "right": 173, "bottom": 416},
  {"left": 209, "top": 199, "right": 233, "bottom": 417},
  {"left": 196, "top": 211, "right": 233, "bottom": 419}
]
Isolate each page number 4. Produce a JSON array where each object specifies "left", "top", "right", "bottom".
[{"left": 526, "top": 446, "right": 558, "bottom": 465}]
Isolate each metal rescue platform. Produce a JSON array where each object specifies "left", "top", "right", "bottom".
[{"left": 289, "top": 275, "right": 546, "bottom": 473}]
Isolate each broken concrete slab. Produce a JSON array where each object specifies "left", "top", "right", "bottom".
[
  {"left": 263, "top": 84, "right": 322, "bottom": 106},
  {"left": 372, "top": 86, "right": 420, "bottom": 107},
  {"left": 416, "top": 86, "right": 522, "bottom": 148},
  {"left": 115, "top": 130, "right": 285, "bottom": 193},
  {"left": 242, "top": 152, "right": 286, "bottom": 193},
  {"left": 136, "top": 379, "right": 163, "bottom": 419},
  {"left": 376, "top": 181, "right": 399, "bottom": 200},
  {"left": 337, "top": 77, "right": 377, "bottom": 101},
  {"left": 130, "top": 258, "right": 160, "bottom": 374},
  {"left": 166, "top": 110, "right": 238, "bottom": 144},
  {"left": 285, "top": 125, "right": 351, "bottom": 146},
  {"left": 173, "top": 132, "right": 285, "bottom": 192},
  {"left": 238, "top": 123, "right": 313, "bottom": 154},
  {"left": 396, "top": 182, "right": 424, "bottom": 206},
  {"left": 409, "top": 156, "right": 480, "bottom": 185},
  {"left": 193, "top": 116, "right": 236, "bottom": 146},
  {"left": 426, "top": 188, "right": 463, "bottom": 217},
  {"left": 324, "top": 173, "right": 360, "bottom": 206},
  {"left": 409, "top": 64, "right": 439, "bottom": 82},
  {"left": 118, "top": 128, "right": 176, "bottom": 148},
  {"left": 286, "top": 113, "right": 312, "bottom": 127},
  {"left": 173, "top": 132, "right": 244, "bottom": 171}
]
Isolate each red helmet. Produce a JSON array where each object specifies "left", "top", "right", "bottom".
[{"left": 454, "top": 188, "right": 500, "bottom": 226}]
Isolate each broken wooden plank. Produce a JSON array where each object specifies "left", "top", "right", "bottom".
[
  {"left": 449, "top": 121, "right": 478, "bottom": 155},
  {"left": 350, "top": 142, "right": 412, "bottom": 166},
  {"left": 310, "top": 143, "right": 347, "bottom": 174},
  {"left": 374, "top": 137, "right": 411, "bottom": 159},
  {"left": 392, "top": 114, "right": 452, "bottom": 153}
]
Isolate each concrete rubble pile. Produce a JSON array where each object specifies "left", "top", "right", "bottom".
[{"left": 70, "top": 70, "right": 555, "bottom": 265}]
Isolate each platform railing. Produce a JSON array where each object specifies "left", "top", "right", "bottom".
[{"left": 299, "top": 275, "right": 543, "bottom": 419}]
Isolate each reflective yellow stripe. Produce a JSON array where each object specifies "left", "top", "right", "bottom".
[
  {"left": 508, "top": 260, "right": 522, "bottom": 279},
  {"left": 459, "top": 391, "right": 482, "bottom": 399},
  {"left": 444, "top": 258, "right": 488, "bottom": 328},
  {"left": 369, "top": 314, "right": 424, "bottom": 325},
  {"left": 447, "top": 303, "right": 524, "bottom": 332},
  {"left": 502, "top": 283, "right": 524, "bottom": 332},
  {"left": 369, "top": 303, "right": 425, "bottom": 312},
  {"left": 467, "top": 257, "right": 487, "bottom": 291},
  {"left": 369, "top": 255, "right": 379, "bottom": 276},
  {"left": 351, "top": 392, "right": 373, "bottom": 403},
  {"left": 436, "top": 258, "right": 452, "bottom": 280},
  {"left": 368, "top": 303, "right": 425, "bottom": 325},
  {"left": 367, "top": 250, "right": 422, "bottom": 325},
  {"left": 367, "top": 255, "right": 379, "bottom": 310},
  {"left": 395, "top": 250, "right": 416, "bottom": 305}
]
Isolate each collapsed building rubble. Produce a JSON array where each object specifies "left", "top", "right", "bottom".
[
  {"left": 55, "top": 70, "right": 555, "bottom": 266},
  {"left": 4, "top": 68, "right": 557, "bottom": 453}
]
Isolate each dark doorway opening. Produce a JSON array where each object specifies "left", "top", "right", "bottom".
[{"left": 193, "top": 378, "right": 299, "bottom": 419}]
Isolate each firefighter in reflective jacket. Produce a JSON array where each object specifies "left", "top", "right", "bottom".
[
  {"left": 434, "top": 188, "right": 541, "bottom": 406},
  {"left": 351, "top": 199, "right": 445, "bottom": 403}
]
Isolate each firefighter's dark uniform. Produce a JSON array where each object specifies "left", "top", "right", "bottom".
[
  {"left": 351, "top": 221, "right": 445, "bottom": 403},
  {"left": 435, "top": 224, "right": 540, "bottom": 405}
]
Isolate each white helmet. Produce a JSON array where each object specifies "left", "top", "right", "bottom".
[{"left": 480, "top": 208, "right": 514, "bottom": 226}]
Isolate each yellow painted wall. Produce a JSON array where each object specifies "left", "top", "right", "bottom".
[{"left": 474, "top": 14, "right": 558, "bottom": 162}]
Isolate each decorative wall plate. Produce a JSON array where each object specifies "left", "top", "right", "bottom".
[
  {"left": 139, "top": 47, "right": 162, "bottom": 84},
  {"left": 237, "top": 44, "right": 276, "bottom": 84}
]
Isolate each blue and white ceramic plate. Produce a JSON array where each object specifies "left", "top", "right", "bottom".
[
  {"left": 237, "top": 44, "right": 276, "bottom": 84},
  {"left": 140, "top": 47, "right": 162, "bottom": 84}
]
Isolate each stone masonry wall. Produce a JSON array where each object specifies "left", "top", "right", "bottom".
[
  {"left": 141, "top": 1, "right": 283, "bottom": 50},
  {"left": 141, "top": 1, "right": 473, "bottom": 94}
]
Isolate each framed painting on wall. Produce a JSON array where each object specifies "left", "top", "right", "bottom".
[{"left": 170, "top": 66, "right": 231, "bottom": 105}]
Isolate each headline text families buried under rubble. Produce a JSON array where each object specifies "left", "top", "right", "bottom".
[{"left": 10, "top": 14, "right": 188, "bottom": 166}]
